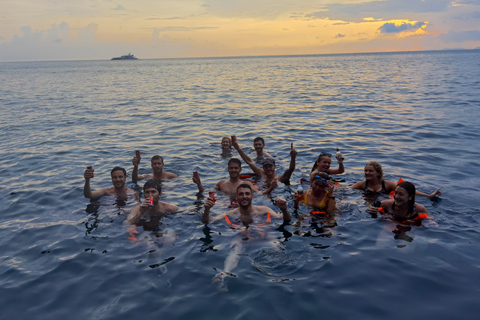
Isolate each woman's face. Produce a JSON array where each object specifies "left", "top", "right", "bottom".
[
  {"left": 394, "top": 186, "right": 411, "bottom": 206},
  {"left": 221, "top": 138, "right": 231, "bottom": 148},
  {"left": 364, "top": 165, "right": 378, "bottom": 180},
  {"left": 316, "top": 156, "right": 332, "bottom": 172}
]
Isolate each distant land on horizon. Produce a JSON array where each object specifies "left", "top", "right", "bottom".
[{"left": 2, "top": 48, "right": 479, "bottom": 63}]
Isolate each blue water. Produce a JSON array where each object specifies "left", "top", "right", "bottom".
[{"left": 1, "top": 50, "right": 480, "bottom": 320}]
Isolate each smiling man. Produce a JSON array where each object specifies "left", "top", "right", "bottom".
[
  {"left": 232, "top": 136, "right": 297, "bottom": 194},
  {"left": 201, "top": 183, "right": 291, "bottom": 291},
  {"left": 124, "top": 179, "right": 177, "bottom": 225},
  {"left": 83, "top": 166, "right": 138, "bottom": 201},
  {"left": 132, "top": 154, "right": 178, "bottom": 183},
  {"left": 193, "top": 158, "right": 258, "bottom": 197}
]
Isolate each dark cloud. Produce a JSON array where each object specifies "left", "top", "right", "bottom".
[
  {"left": 335, "top": 34, "right": 346, "bottom": 38},
  {"left": 379, "top": 21, "right": 426, "bottom": 34},
  {"left": 439, "top": 30, "right": 480, "bottom": 42}
]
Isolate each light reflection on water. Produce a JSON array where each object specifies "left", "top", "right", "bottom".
[{"left": 1, "top": 51, "right": 480, "bottom": 319}]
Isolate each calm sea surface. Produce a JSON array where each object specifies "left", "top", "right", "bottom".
[{"left": 1, "top": 50, "right": 480, "bottom": 319}]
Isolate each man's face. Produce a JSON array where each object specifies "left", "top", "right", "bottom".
[
  {"left": 228, "top": 163, "right": 241, "bottom": 178},
  {"left": 262, "top": 163, "right": 276, "bottom": 177},
  {"left": 151, "top": 159, "right": 164, "bottom": 173},
  {"left": 144, "top": 187, "right": 161, "bottom": 203},
  {"left": 254, "top": 140, "right": 265, "bottom": 153},
  {"left": 236, "top": 187, "right": 253, "bottom": 209},
  {"left": 111, "top": 170, "right": 126, "bottom": 189}
]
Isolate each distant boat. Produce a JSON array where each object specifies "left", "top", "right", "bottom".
[{"left": 111, "top": 53, "right": 138, "bottom": 60}]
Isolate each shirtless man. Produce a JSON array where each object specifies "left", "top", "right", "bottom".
[
  {"left": 84, "top": 166, "right": 138, "bottom": 201},
  {"left": 124, "top": 179, "right": 177, "bottom": 277},
  {"left": 232, "top": 136, "right": 297, "bottom": 194},
  {"left": 192, "top": 158, "right": 258, "bottom": 197},
  {"left": 132, "top": 154, "right": 178, "bottom": 183},
  {"left": 124, "top": 179, "right": 177, "bottom": 225},
  {"left": 252, "top": 137, "right": 272, "bottom": 160},
  {"left": 202, "top": 184, "right": 291, "bottom": 291}
]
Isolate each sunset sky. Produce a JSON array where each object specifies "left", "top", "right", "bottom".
[{"left": 1, "top": 0, "right": 480, "bottom": 62}]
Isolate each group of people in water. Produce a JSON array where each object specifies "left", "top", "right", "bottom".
[{"left": 83, "top": 135, "right": 441, "bottom": 291}]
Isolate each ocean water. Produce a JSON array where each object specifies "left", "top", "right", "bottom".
[{"left": 1, "top": 50, "right": 480, "bottom": 319}]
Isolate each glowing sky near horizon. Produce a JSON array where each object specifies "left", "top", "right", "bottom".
[{"left": 1, "top": 0, "right": 480, "bottom": 61}]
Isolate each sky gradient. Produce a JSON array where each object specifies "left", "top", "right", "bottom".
[{"left": 2, "top": 0, "right": 480, "bottom": 62}]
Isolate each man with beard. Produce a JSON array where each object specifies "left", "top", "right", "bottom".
[
  {"left": 201, "top": 184, "right": 291, "bottom": 291},
  {"left": 252, "top": 137, "right": 272, "bottom": 162},
  {"left": 132, "top": 154, "right": 178, "bottom": 183},
  {"left": 232, "top": 136, "right": 297, "bottom": 194},
  {"left": 192, "top": 158, "right": 258, "bottom": 197},
  {"left": 84, "top": 166, "right": 138, "bottom": 201}
]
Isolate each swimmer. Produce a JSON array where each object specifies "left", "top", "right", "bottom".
[
  {"left": 192, "top": 158, "right": 258, "bottom": 197},
  {"left": 367, "top": 181, "right": 431, "bottom": 224},
  {"left": 252, "top": 137, "right": 272, "bottom": 161},
  {"left": 221, "top": 137, "right": 232, "bottom": 152},
  {"left": 132, "top": 154, "right": 178, "bottom": 183},
  {"left": 124, "top": 179, "right": 177, "bottom": 225},
  {"left": 232, "top": 136, "right": 297, "bottom": 194},
  {"left": 202, "top": 184, "right": 291, "bottom": 291},
  {"left": 83, "top": 166, "right": 138, "bottom": 201},
  {"left": 351, "top": 161, "right": 442, "bottom": 199},
  {"left": 310, "top": 151, "right": 345, "bottom": 179},
  {"left": 293, "top": 172, "right": 336, "bottom": 227},
  {"left": 124, "top": 179, "right": 177, "bottom": 281}
]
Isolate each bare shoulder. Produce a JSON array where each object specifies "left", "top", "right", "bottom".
[
  {"left": 252, "top": 205, "right": 272, "bottom": 215},
  {"left": 415, "top": 203, "right": 428, "bottom": 213},
  {"left": 161, "top": 202, "right": 177, "bottom": 212},
  {"left": 164, "top": 172, "right": 178, "bottom": 179},
  {"left": 384, "top": 180, "right": 397, "bottom": 190},
  {"left": 351, "top": 181, "right": 366, "bottom": 189}
]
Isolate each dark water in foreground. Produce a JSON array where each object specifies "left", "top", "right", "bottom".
[{"left": 1, "top": 51, "right": 480, "bottom": 319}]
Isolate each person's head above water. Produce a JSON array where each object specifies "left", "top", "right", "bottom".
[
  {"left": 150, "top": 155, "right": 165, "bottom": 173},
  {"left": 253, "top": 137, "right": 266, "bottom": 154},
  {"left": 221, "top": 137, "right": 232, "bottom": 149},
  {"left": 395, "top": 181, "right": 416, "bottom": 213},
  {"left": 312, "top": 152, "right": 332, "bottom": 172},
  {"left": 111, "top": 166, "right": 126, "bottom": 177},
  {"left": 143, "top": 179, "right": 162, "bottom": 194},
  {"left": 364, "top": 161, "right": 383, "bottom": 180}
]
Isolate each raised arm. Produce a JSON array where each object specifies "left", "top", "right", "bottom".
[
  {"left": 232, "top": 136, "right": 264, "bottom": 177},
  {"left": 328, "top": 153, "right": 345, "bottom": 175},
  {"left": 83, "top": 168, "right": 106, "bottom": 199},
  {"left": 274, "top": 198, "right": 291, "bottom": 222},
  {"left": 279, "top": 143, "right": 297, "bottom": 184},
  {"left": 202, "top": 197, "right": 216, "bottom": 224},
  {"left": 132, "top": 155, "right": 141, "bottom": 183},
  {"left": 193, "top": 171, "right": 205, "bottom": 193}
]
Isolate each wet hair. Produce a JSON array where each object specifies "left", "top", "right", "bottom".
[
  {"left": 310, "top": 171, "right": 331, "bottom": 183},
  {"left": 365, "top": 161, "right": 384, "bottom": 180},
  {"left": 228, "top": 158, "right": 242, "bottom": 167},
  {"left": 397, "top": 181, "right": 416, "bottom": 214},
  {"left": 236, "top": 183, "right": 252, "bottom": 192},
  {"left": 253, "top": 137, "right": 265, "bottom": 145},
  {"left": 111, "top": 166, "right": 126, "bottom": 177},
  {"left": 143, "top": 179, "right": 162, "bottom": 194},
  {"left": 311, "top": 153, "right": 332, "bottom": 172},
  {"left": 151, "top": 155, "right": 164, "bottom": 163},
  {"left": 222, "top": 136, "right": 232, "bottom": 144}
]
